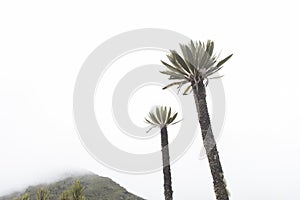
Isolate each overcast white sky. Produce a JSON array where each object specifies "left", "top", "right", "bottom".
[{"left": 1, "top": 1, "right": 300, "bottom": 199}]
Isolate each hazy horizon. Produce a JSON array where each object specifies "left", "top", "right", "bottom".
[{"left": 1, "top": 1, "right": 300, "bottom": 199}]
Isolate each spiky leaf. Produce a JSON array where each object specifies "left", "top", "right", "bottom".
[
  {"left": 145, "top": 106, "right": 180, "bottom": 128},
  {"left": 161, "top": 40, "right": 232, "bottom": 93}
]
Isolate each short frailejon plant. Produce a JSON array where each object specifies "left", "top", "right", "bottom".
[
  {"left": 13, "top": 193, "right": 30, "bottom": 200},
  {"left": 70, "top": 180, "right": 86, "bottom": 200},
  {"left": 59, "top": 190, "right": 71, "bottom": 200},
  {"left": 145, "top": 106, "right": 180, "bottom": 200},
  {"left": 36, "top": 187, "right": 50, "bottom": 200},
  {"left": 161, "top": 40, "right": 232, "bottom": 200}
]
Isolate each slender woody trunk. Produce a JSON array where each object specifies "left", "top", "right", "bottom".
[
  {"left": 160, "top": 126, "right": 173, "bottom": 200},
  {"left": 192, "top": 79, "right": 229, "bottom": 200}
]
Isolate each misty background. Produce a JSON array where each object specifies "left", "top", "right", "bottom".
[{"left": 1, "top": 1, "right": 300, "bottom": 199}]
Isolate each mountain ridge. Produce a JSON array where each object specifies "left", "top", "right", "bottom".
[{"left": 0, "top": 173, "right": 145, "bottom": 200}]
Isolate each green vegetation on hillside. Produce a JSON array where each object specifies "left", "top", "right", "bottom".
[{"left": 0, "top": 174, "right": 144, "bottom": 200}]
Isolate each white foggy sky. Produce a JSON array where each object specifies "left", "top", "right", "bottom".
[{"left": 1, "top": 1, "right": 300, "bottom": 199}]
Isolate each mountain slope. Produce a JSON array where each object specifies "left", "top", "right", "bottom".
[{"left": 0, "top": 174, "right": 145, "bottom": 200}]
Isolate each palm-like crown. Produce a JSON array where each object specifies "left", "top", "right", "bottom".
[
  {"left": 161, "top": 40, "right": 232, "bottom": 94},
  {"left": 145, "top": 106, "right": 179, "bottom": 130}
]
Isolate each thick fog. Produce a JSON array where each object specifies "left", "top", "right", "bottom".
[{"left": 1, "top": 1, "right": 300, "bottom": 199}]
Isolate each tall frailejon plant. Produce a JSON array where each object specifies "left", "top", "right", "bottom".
[
  {"left": 160, "top": 40, "right": 232, "bottom": 200},
  {"left": 145, "top": 106, "right": 180, "bottom": 200}
]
